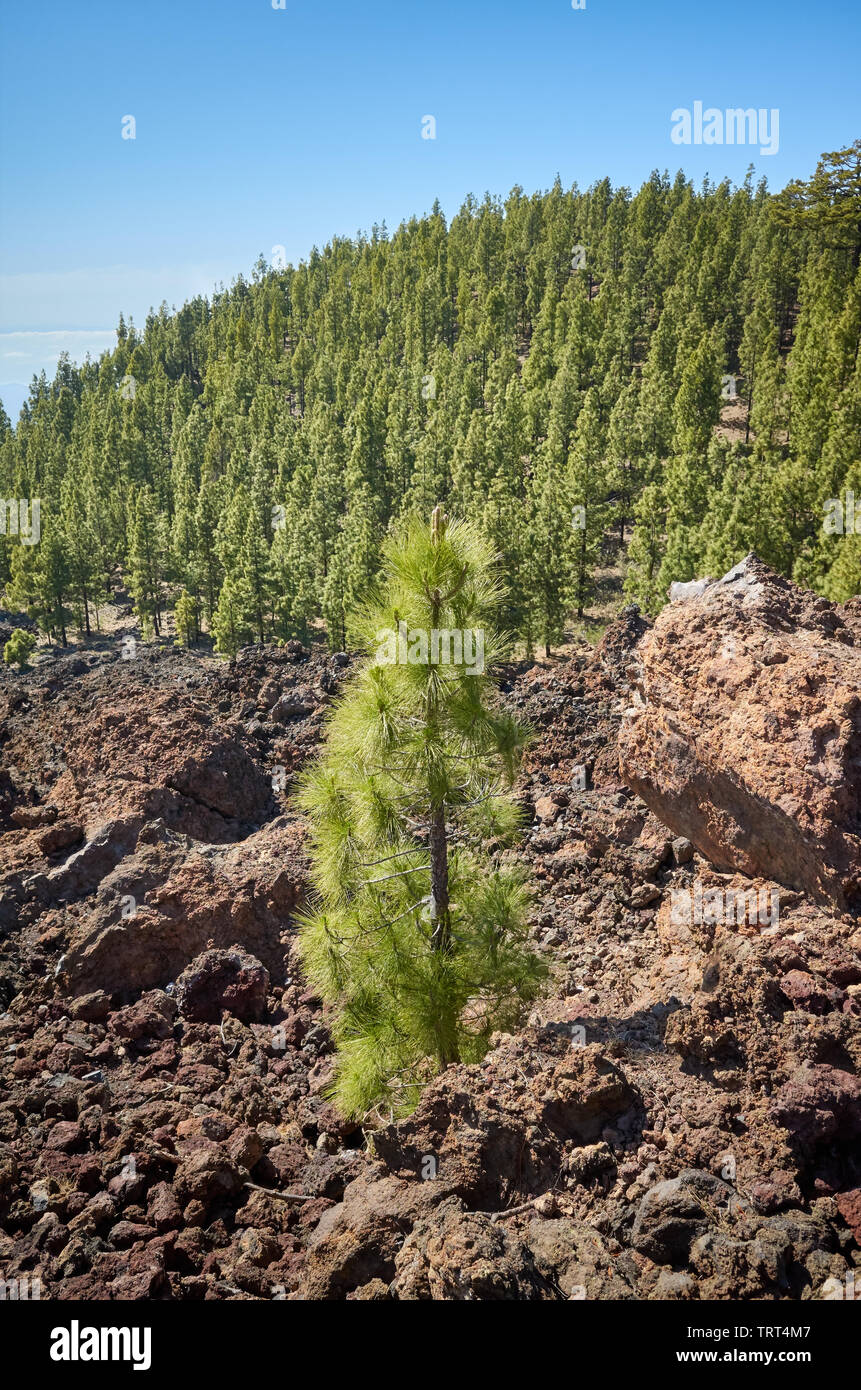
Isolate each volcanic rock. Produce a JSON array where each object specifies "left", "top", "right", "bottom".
[
  {"left": 619, "top": 556, "right": 861, "bottom": 912},
  {"left": 175, "top": 948, "right": 270, "bottom": 1023}
]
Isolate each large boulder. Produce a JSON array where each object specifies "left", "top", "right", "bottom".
[
  {"left": 619, "top": 556, "right": 861, "bottom": 913},
  {"left": 631, "top": 1169, "right": 733, "bottom": 1264},
  {"left": 55, "top": 694, "right": 275, "bottom": 838},
  {"left": 175, "top": 947, "right": 269, "bottom": 1023},
  {"left": 61, "top": 818, "right": 303, "bottom": 994},
  {"left": 769, "top": 1065, "right": 861, "bottom": 1153},
  {"left": 390, "top": 1199, "right": 548, "bottom": 1300},
  {"left": 373, "top": 1034, "right": 636, "bottom": 1208},
  {"left": 298, "top": 1174, "right": 446, "bottom": 1299}
]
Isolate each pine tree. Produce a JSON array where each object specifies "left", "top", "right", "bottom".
[
  {"left": 567, "top": 387, "right": 612, "bottom": 618},
  {"left": 320, "top": 486, "right": 382, "bottom": 651},
  {"left": 672, "top": 331, "right": 721, "bottom": 455},
  {"left": 174, "top": 589, "right": 200, "bottom": 646},
  {"left": 606, "top": 379, "right": 642, "bottom": 546},
  {"left": 8, "top": 527, "right": 73, "bottom": 645},
  {"left": 37, "top": 533, "right": 73, "bottom": 645},
  {"left": 528, "top": 464, "right": 571, "bottom": 655},
  {"left": 59, "top": 468, "right": 102, "bottom": 635},
  {"left": 775, "top": 140, "right": 861, "bottom": 269},
  {"left": 297, "top": 510, "right": 546, "bottom": 1117},
  {"left": 624, "top": 481, "right": 666, "bottom": 613},
  {"left": 270, "top": 482, "right": 318, "bottom": 643},
  {"left": 3, "top": 627, "right": 36, "bottom": 668},
  {"left": 481, "top": 478, "right": 533, "bottom": 654},
  {"left": 212, "top": 572, "right": 251, "bottom": 659},
  {"left": 127, "top": 488, "right": 164, "bottom": 637},
  {"left": 193, "top": 472, "right": 223, "bottom": 625},
  {"left": 238, "top": 511, "right": 272, "bottom": 644}
]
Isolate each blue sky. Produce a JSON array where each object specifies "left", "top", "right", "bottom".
[{"left": 1, "top": 0, "right": 858, "bottom": 419}]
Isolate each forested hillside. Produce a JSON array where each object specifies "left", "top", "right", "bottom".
[{"left": 2, "top": 144, "right": 859, "bottom": 654}]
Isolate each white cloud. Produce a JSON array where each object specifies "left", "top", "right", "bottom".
[
  {"left": 0, "top": 262, "right": 235, "bottom": 335},
  {"left": 0, "top": 261, "right": 236, "bottom": 421},
  {"left": 0, "top": 329, "right": 118, "bottom": 375},
  {"left": 0, "top": 331, "right": 116, "bottom": 420}
]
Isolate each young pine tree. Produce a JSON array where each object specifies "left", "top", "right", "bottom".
[
  {"left": 174, "top": 589, "right": 200, "bottom": 647},
  {"left": 211, "top": 572, "right": 251, "bottom": 659},
  {"left": 297, "top": 509, "right": 546, "bottom": 1118},
  {"left": 624, "top": 481, "right": 667, "bottom": 613},
  {"left": 3, "top": 627, "right": 36, "bottom": 669},
  {"left": 567, "top": 387, "right": 612, "bottom": 619},
  {"left": 528, "top": 464, "right": 572, "bottom": 656},
  {"left": 127, "top": 489, "right": 164, "bottom": 638},
  {"left": 8, "top": 529, "right": 73, "bottom": 645}
]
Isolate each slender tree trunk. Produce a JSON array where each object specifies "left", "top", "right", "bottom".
[
  {"left": 428, "top": 804, "right": 451, "bottom": 956},
  {"left": 428, "top": 802, "right": 458, "bottom": 1068},
  {"left": 745, "top": 348, "right": 756, "bottom": 445},
  {"left": 427, "top": 511, "right": 458, "bottom": 1064},
  {"left": 578, "top": 530, "right": 587, "bottom": 618}
]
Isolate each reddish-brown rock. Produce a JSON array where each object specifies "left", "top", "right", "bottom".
[
  {"left": 834, "top": 1188, "right": 861, "bottom": 1244},
  {"left": 372, "top": 1035, "right": 635, "bottom": 1208},
  {"left": 1, "top": 625, "right": 857, "bottom": 1303},
  {"left": 619, "top": 556, "right": 861, "bottom": 912},
  {"left": 769, "top": 1065, "right": 861, "bottom": 1151},
  {"left": 174, "top": 947, "right": 269, "bottom": 1023}
]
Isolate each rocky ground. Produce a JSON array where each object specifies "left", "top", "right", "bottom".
[{"left": 0, "top": 557, "right": 859, "bottom": 1301}]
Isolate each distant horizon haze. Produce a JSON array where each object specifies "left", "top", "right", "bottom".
[{"left": 1, "top": 0, "right": 858, "bottom": 418}]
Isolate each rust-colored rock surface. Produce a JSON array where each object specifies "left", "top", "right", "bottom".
[
  {"left": 1, "top": 613, "right": 859, "bottom": 1303},
  {"left": 618, "top": 556, "right": 861, "bottom": 913},
  {"left": 371, "top": 1036, "right": 636, "bottom": 1208}
]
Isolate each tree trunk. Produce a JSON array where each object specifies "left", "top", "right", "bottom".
[
  {"left": 428, "top": 805, "right": 451, "bottom": 956},
  {"left": 428, "top": 802, "right": 459, "bottom": 1067},
  {"left": 744, "top": 348, "right": 756, "bottom": 445},
  {"left": 427, "top": 513, "right": 458, "bottom": 1064}
]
